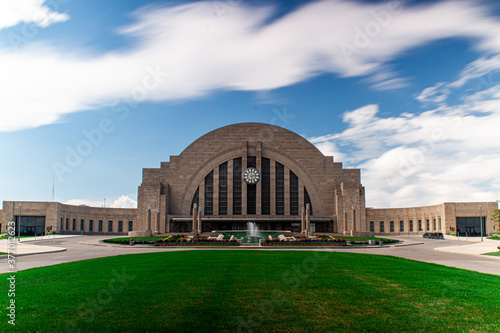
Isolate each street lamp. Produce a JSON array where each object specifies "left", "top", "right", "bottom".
[
  {"left": 479, "top": 204, "right": 483, "bottom": 242},
  {"left": 18, "top": 202, "right": 22, "bottom": 242}
]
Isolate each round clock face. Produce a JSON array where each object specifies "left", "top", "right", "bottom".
[{"left": 243, "top": 167, "right": 261, "bottom": 185}]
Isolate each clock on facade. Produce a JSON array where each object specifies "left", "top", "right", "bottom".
[{"left": 243, "top": 167, "right": 261, "bottom": 185}]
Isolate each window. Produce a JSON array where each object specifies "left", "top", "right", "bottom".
[
  {"left": 80, "top": 219, "right": 84, "bottom": 231},
  {"left": 400, "top": 220, "right": 404, "bottom": 232},
  {"left": 98, "top": 220, "right": 103, "bottom": 232},
  {"left": 108, "top": 220, "right": 113, "bottom": 232},
  {"left": 380, "top": 221, "right": 385, "bottom": 232},
  {"left": 409, "top": 220, "right": 414, "bottom": 232},
  {"left": 304, "top": 187, "right": 313, "bottom": 215},
  {"left": 66, "top": 218, "right": 69, "bottom": 230},
  {"left": 370, "top": 221, "right": 374, "bottom": 232},
  {"left": 261, "top": 158, "right": 271, "bottom": 215},
  {"left": 118, "top": 221, "right": 123, "bottom": 232},
  {"left": 418, "top": 220, "right": 423, "bottom": 231},
  {"left": 72, "top": 219, "right": 76, "bottom": 231},
  {"left": 390, "top": 221, "right": 394, "bottom": 232},
  {"left": 275, "top": 162, "right": 284, "bottom": 215},
  {"left": 290, "top": 171, "right": 299, "bottom": 216},
  {"left": 233, "top": 158, "right": 242, "bottom": 215},
  {"left": 433, "top": 219, "right": 437, "bottom": 230},
  {"left": 439, "top": 218, "right": 442, "bottom": 231},
  {"left": 426, "top": 219, "right": 430, "bottom": 230},
  {"left": 60, "top": 218, "right": 63, "bottom": 230},
  {"left": 89, "top": 220, "right": 93, "bottom": 232},
  {"left": 191, "top": 188, "right": 199, "bottom": 216},
  {"left": 128, "top": 221, "right": 133, "bottom": 232},
  {"left": 218, "top": 162, "right": 228, "bottom": 215},
  {"left": 204, "top": 171, "right": 213, "bottom": 216}
]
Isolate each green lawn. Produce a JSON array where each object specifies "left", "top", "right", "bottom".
[
  {"left": 483, "top": 251, "right": 500, "bottom": 257},
  {"left": 2, "top": 251, "right": 500, "bottom": 332}
]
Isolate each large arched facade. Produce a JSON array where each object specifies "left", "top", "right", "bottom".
[{"left": 136, "top": 123, "right": 367, "bottom": 235}]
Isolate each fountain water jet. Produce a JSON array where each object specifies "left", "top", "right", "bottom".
[{"left": 247, "top": 222, "right": 261, "bottom": 238}]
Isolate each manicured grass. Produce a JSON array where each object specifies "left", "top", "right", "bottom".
[
  {"left": 3, "top": 251, "right": 500, "bottom": 332},
  {"left": 483, "top": 251, "right": 500, "bottom": 256}
]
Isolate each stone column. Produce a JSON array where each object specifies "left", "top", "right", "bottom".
[
  {"left": 301, "top": 207, "right": 306, "bottom": 235},
  {"left": 192, "top": 203, "right": 197, "bottom": 236},
  {"left": 147, "top": 204, "right": 152, "bottom": 234},
  {"left": 284, "top": 167, "right": 290, "bottom": 216},
  {"left": 305, "top": 204, "right": 311, "bottom": 237},
  {"left": 351, "top": 204, "right": 357, "bottom": 236},
  {"left": 197, "top": 208, "right": 202, "bottom": 234},
  {"left": 343, "top": 208, "right": 347, "bottom": 235},
  {"left": 155, "top": 208, "right": 160, "bottom": 234}
]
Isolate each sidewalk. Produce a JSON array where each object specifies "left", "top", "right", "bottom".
[
  {"left": 0, "top": 236, "right": 69, "bottom": 256},
  {"left": 435, "top": 238, "right": 500, "bottom": 256}
]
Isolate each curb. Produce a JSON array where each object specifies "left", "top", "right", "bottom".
[{"left": 0, "top": 247, "right": 67, "bottom": 258}]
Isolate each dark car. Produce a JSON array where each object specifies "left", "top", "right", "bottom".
[{"left": 423, "top": 232, "right": 444, "bottom": 239}]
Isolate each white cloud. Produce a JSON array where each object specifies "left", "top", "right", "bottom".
[
  {"left": 311, "top": 86, "right": 500, "bottom": 207},
  {"left": 2, "top": 0, "right": 500, "bottom": 132},
  {"left": 64, "top": 195, "right": 137, "bottom": 208},
  {"left": 0, "top": 0, "right": 68, "bottom": 30}
]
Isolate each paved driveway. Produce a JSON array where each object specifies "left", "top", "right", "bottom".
[{"left": 1, "top": 235, "right": 500, "bottom": 275}]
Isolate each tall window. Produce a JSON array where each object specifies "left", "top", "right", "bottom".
[
  {"left": 418, "top": 220, "right": 423, "bottom": 231},
  {"left": 89, "top": 220, "right": 93, "bottom": 232},
  {"left": 409, "top": 220, "right": 414, "bottom": 232},
  {"left": 72, "top": 219, "right": 76, "bottom": 231},
  {"left": 204, "top": 170, "right": 213, "bottom": 215},
  {"left": 370, "top": 221, "right": 374, "bottom": 232},
  {"left": 275, "top": 162, "right": 285, "bottom": 215},
  {"left": 60, "top": 217, "right": 63, "bottom": 230},
  {"left": 118, "top": 221, "right": 123, "bottom": 232},
  {"left": 380, "top": 221, "right": 385, "bottom": 232},
  {"left": 426, "top": 219, "right": 430, "bottom": 230},
  {"left": 261, "top": 158, "right": 271, "bottom": 215},
  {"left": 233, "top": 158, "right": 242, "bottom": 215},
  {"left": 304, "top": 188, "right": 313, "bottom": 215},
  {"left": 66, "top": 218, "right": 69, "bottom": 230},
  {"left": 128, "top": 221, "right": 133, "bottom": 232},
  {"left": 98, "top": 220, "right": 103, "bottom": 232},
  {"left": 247, "top": 157, "right": 256, "bottom": 215},
  {"left": 400, "top": 220, "right": 404, "bottom": 232},
  {"left": 433, "top": 219, "right": 437, "bottom": 230},
  {"left": 290, "top": 171, "right": 299, "bottom": 216},
  {"left": 191, "top": 188, "right": 199, "bottom": 216},
  {"left": 108, "top": 220, "right": 113, "bottom": 232},
  {"left": 390, "top": 221, "right": 394, "bottom": 232},
  {"left": 218, "top": 162, "right": 228, "bottom": 215},
  {"left": 80, "top": 219, "right": 84, "bottom": 231}
]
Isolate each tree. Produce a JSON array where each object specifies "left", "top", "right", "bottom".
[{"left": 492, "top": 209, "right": 500, "bottom": 230}]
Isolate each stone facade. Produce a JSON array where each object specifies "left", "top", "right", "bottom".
[{"left": 0, "top": 123, "right": 497, "bottom": 237}]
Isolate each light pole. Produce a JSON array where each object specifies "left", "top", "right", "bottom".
[
  {"left": 479, "top": 204, "right": 483, "bottom": 242},
  {"left": 18, "top": 202, "right": 22, "bottom": 242}
]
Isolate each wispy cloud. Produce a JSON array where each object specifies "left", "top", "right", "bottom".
[
  {"left": 2, "top": 0, "right": 500, "bottom": 132},
  {"left": 310, "top": 85, "right": 500, "bottom": 207},
  {"left": 64, "top": 195, "right": 137, "bottom": 208},
  {"left": 0, "top": 0, "right": 68, "bottom": 30}
]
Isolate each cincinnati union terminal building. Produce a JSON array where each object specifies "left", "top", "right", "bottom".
[{"left": 1, "top": 123, "right": 497, "bottom": 237}]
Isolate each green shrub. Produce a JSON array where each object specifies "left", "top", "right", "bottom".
[
  {"left": 0, "top": 233, "right": 9, "bottom": 239},
  {"left": 488, "top": 234, "right": 500, "bottom": 240}
]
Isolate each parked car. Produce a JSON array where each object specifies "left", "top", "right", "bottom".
[{"left": 423, "top": 232, "right": 444, "bottom": 239}]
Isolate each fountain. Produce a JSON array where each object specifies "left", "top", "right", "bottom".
[{"left": 247, "top": 222, "right": 261, "bottom": 237}]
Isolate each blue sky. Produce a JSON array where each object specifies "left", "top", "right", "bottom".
[{"left": 1, "top": 0, "right": 500, "bottom": 208}]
